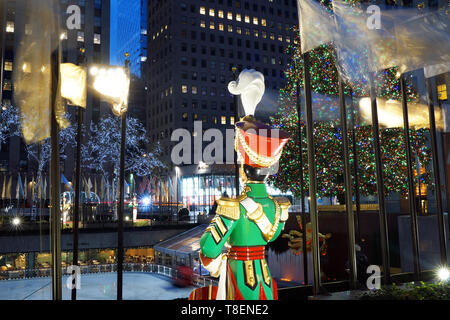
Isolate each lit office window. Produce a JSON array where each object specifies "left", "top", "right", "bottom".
[
  {"left": 200, "top": 6, "right": 206, "bottom": 14},
  {"left": 210, "top": 21, "right": 215, "bottom": 30},
  {"left": 212, "top": 116, "right": 218, "bottom": 124},
  {"left": 221, "top": 116, "right": 227, "bottom": 125},
  {"left": 77, "top": 31, "right": 85, "bottom": 42},
  {"left": 227, "top": 12, "right": 233, "bottom": 20},
  {"left": 94, "top": 33, "right": 101, "bottom": 44},
  {"left": 218, "top": 10, "right": 224, "bottom": 18},
  {"left": 437, "top": 84, "right": 447, "bottom": 100},
  {"left": 261, "top": 19, "right": 267, "bottom": 27},
  {"left": 6, "top": 21, "right": 14, "bottom": 33},
  {"left": 236, "top": 14, "right": 241, "bottom": 21},
  {"left": 270, "top": 33, "right": 275, "bottom": 40},
  {"left": 227, "top": 25, "right": 233, "bottom": 32},
  {"left": 4, "top": 61, "right": 13, "bottom": 72},
  {"left": 262, "top": 31, "right": 267, "bottom": 39},
  {"left": 192, "top": 86, "right": 198, "bottom": 95},
  {"left": 182, "top": 85, "right": 188, "bottom": 93},
  {"left": 230, "top": 116, "right": 235, "bottom": 125},
  {"left": 209, "top": 8, "right": 215, "bottom": 16},
  {"left": 278, "top": 34, "right": 283, "bottom": 42},
  {"left": 245, "top": 28, "right": 250, "bottom": 36},
  {"left": 182, "top": 113, "right": 188, "bottom": 121},
  {"left": 245, "top": 15, "right": 250, "bottom": 23},
  {"left": 219, "top": 23, "right": 224, "bottom": 31},
  {"left": 3, "top": 79, "right": 12, "bottom": 91},
  {"left": 25, "top": 24, "right": 32, "bottom": 35},
  {"left": 254, "top": 30, "right": 259, "bottom": 37},
  {"left": 286, "top": 37, "right": 291, "bottom": 43},
  {"left": 253, "top": 17, "right": 258, "bottom": 25},
  {"left": 200, "top": 20, "right": 206, "bottom": 28},
  {"left": 236, "top": 27, "right": 242, "bottom": 34},
  {"left": 271, "top": 57, "right": 276, "bottom": 64}
]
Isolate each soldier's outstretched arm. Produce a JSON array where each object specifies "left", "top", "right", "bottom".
[{"left": 268, "top": 197, "right": 291, "bottom": 243}]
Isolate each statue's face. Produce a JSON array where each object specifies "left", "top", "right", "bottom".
[{"left": 244, "top": 165, "right": 270, "bottom": 182}]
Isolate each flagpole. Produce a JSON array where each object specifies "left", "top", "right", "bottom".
[
  {"left": 400, "top": 74, "right": 421, "bottom": 281},
  {"left": 338, "top": 78, "right": 357, "bottom": 289},
  {"left": 436, "top": 89, "right": 450, "bottom": 241},
  {"left": 349, "top": 91, "right": 361, "bottom": 242},
  {"left": 50, "top": 0, "right": 62, "bottom": 299},
  {"left": 425, "top": 75, "right": 447, "bottom": 265},
  {"left": 71, "top": 47, "right": 85, "bottom": 300},
  {"left": 368, "top": 71, "right": 390, "bottom": 285},
  {"left": 117, "top": 53, "right": 130, "bottom": 301},
  {"left": 302, "top": 52, "right": 322, "bottom": 295},
  {"left": 296, "top": 81, "right": 308, "bottom": 285},
  {"left": 232, "top": 67, "right": 240, "bottom": 197}
]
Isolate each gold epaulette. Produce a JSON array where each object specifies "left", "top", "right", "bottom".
[
  {"left": 273, "top": 197, "right": 291, "bottom": 222},
  {"left": 216, "top": 197, "right": 241, "bottom": 220}
]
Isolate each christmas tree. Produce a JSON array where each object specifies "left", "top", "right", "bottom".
[{"left": 269, "top": 6, "right": 432, "bottom": 200}]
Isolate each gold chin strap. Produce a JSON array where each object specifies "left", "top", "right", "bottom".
[{"left": 239, "top": 163, "right": 248, "bottom": 185}]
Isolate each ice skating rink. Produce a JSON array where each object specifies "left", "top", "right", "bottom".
[{"left": 0, "top": 273, "right": 194, "bottom": 300}]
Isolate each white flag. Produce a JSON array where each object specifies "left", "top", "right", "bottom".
[
  {"left": 297, "top": 0, "right": 336, "bottom": 54},
  {"left": 424, "top": 62, "right": 450, "bottom": 79},
  {"left": 60, "top": 63, "right": 87, "bottom": 108}
]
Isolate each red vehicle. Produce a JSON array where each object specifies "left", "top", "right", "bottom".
[{"left": 173, "top": 265, "right": 194, "bottom": 287}]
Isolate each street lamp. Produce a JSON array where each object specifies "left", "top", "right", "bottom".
[
  {"left": 89, "top": 65, "right": 130, "bottom": 116},
  {"left": 90, "top": 53, "right": 131, "bottom": 301}
]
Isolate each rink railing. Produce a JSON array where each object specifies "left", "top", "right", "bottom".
[{"left": 0, "top": 263, "right": 217, "bottom": 288}]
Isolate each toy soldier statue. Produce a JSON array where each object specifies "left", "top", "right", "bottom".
[{"left": 189, "top": 69, "right": 291, "bottom": 300}]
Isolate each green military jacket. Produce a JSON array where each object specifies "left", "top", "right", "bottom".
[{"left": 199, "top": 183, "right": 290, "bottom": 300}]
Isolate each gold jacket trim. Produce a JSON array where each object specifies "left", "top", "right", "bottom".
[
  {"left": 206, "top": 226, "right": 222, "bottom": 244},
  {"left": 243, "top": 260, "right": 257, "bottom": 290},
  {"left": 261, "top": 259, "right": 271, "bottom": 286},
  {"left": 212, "top": 216, "right": 228, "bottom": 236},
  {"left": 216, "top": 197, "right": 241, "bottom": 220},
  {"left": 273, "top": 197, "right": 291, "bottom": 222}
]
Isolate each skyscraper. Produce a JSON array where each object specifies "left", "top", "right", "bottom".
[
  {"left": 110, "top": 0, "right": 147, "bottom": 77},
  {"left": 146, "top": 0, "right": 298, "bottom": 208}
]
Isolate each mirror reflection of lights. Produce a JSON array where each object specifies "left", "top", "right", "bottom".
[
  {"left": 142, "top": 197, "right": 151, "bottom": 206},
  {"left": 359, "top": 97, "right": 443, "bottom": 129},
  {"left": 437, "top": 267, "right": 449, "bottom": 282},
  {"left": 12, "top": 217, "right": 21, "bottom": 227}
]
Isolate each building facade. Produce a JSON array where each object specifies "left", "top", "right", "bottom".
[{"left": 0, "top": 0, "right": 111, "bottom": 176}]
